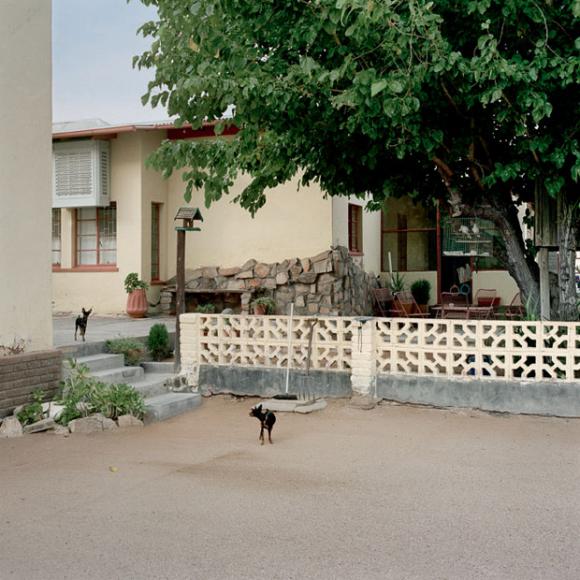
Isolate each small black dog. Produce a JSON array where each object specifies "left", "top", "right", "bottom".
[
  {"left": 74, "top": 308, "right": 92, "bottom": 342},
  {"left": 249, "top": 404, "right": 276, "bottom": 445}
]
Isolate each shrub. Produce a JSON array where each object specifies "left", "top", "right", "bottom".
[
  {"left": 96, "top": 383, "right": 146, "bottom": 420},
  {"left": 17, "top": 389, "right": 45, "bottom": 425},
  {"left": 147, "top": 323, "right": 172, "bottom": 361},
  {"left": 410, "top": 279, "right": 431, "bottom": 305},
  {"left": 124, "top": 273, "right": 149, "bottom": 294},
  {"left": 387, "top": 272, "right": 406, "bottom": 294},
  {"left": 57, "top": 361, "right": 146, "bottom": 424},
  {"left": 195, "top": 303, "right": 216, "bottom": 314},
  {"left": 105, "top": 338, "right": 145, "bottom": 366},
  {"left": 57, "top": 361, "right": 102, "bottom": 425},
  {"left": 251, "top": 296, "right": 276, "bottom": 314}
]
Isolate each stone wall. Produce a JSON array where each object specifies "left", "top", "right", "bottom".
[
  {"left": 0, "top": 350, "right": 63, "bottom": 418},
  {"left": 161, "top": 246, "right": 377, "bottom": 316}
]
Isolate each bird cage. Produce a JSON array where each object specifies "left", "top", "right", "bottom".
[{"left": 442, "top": 217, "right": 496, "bottom": 257}]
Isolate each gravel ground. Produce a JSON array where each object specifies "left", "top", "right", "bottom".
[{"left": 1, "top": 398, "right": 579, "bottom": 580}]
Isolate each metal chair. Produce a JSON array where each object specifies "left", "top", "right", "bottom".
[
  {"left": 475, "top": 288, "right": 497, "bottom": 307},
  {"left": 439, "top": 292, "right": 468, "bottom": 319},
  {"left": 373, "top": 287, "right": 395, "bottom": 317},
  {"left": 393, "top": 291, "right": 430, "bottom": 318},
  {"left": 505, "top": 292, "right": 525, "bottom": 320}
]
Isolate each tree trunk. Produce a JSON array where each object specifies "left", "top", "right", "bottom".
[
  {"left": 557, "top": 195, "right": 579, "bottom": 321},
  {"left": 456, "top": 198, "right": 541, "bottom": 317}
]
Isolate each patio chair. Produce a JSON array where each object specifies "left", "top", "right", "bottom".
[
  {"left": 504, "top": 292, "right": 525, "bottom": 320},
  {"left": 475, "top": 288, "right": 497, "bottom": 307},
  {"left": 373, "top": 287, "right": 395, "bottom": 317},
  {"left": 439, "top": 292, "right": 469, "bottom": 319},
  {"left": 393, "top": 291, "right": 430, "bottom": 318}
]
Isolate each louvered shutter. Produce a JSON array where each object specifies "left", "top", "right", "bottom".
[{"left": 52, "top": 140, "right": 110, "bottom": 207}]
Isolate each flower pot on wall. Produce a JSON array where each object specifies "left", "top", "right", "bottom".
[
  {"left": 253, "top": 304, "right": 268, "bottom": 315},
  {"left": 127, "top": 288, "right": 148, "bottom": 318}
]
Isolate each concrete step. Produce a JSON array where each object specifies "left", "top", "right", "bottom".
[
  {"left": 142, "top": 361, "right": 175, "bottom": 374},
  {"left": 63, "top": 353, "right": 125, "bottom": 374},
  {"left": 144, "top": 392, "right": 202, "bottom": 424},
  {"left": 92, "top": 366, "right": 145, "bottom": 385},
  {"left": 128, "top": 373, "right": 174, "bottom": 399}
]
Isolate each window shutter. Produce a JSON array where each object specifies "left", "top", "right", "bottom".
[{"left": 52, "top": 140, "right": 110, "bottom": 208}]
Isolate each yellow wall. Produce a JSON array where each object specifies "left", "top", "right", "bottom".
[
  {"left": 473, "top": 270, "right": 519, "bottom": 306},
  {"left": 165, "top": 170, "right": 333, "bottom": 275},
  {"left": 0, "top": 1, "right": 53, "bottom": 351},
  {"left": 331, "top": 196, "right": 381, "bottom": 274},
  {"left": 53, "top": 132, "right": 146, "bottom": 314}
]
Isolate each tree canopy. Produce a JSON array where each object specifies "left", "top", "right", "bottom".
[{"left": 135, "top": 0, "right": 580, "bottom": 318}]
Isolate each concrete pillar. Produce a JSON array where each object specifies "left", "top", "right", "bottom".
[
  {"left": 0, "top": 1, "right": 53, "bottom": 351},
  {"left": 180, "top": 313, "right": 201, "bottom": 386},
  {"left": 350, "top": 319, "right": 377, "bottom": 395}
]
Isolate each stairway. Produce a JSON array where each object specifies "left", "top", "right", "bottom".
[{"left": 63, "top": 353, "right": 201, "bottom": 423}]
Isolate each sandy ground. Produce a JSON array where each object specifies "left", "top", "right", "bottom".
[{"left": 1, "top": 398, "right": 580, "bottom": 580}]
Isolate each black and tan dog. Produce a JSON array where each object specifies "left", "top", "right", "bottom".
[
  {"left": 249, "top": 404, "right": 276, "bottom": 445},
  {"left": 74, "top": 308, "right": 92, "bottom": 342}
]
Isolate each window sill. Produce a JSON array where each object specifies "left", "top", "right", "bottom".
[
  {"left": 53, "top": 266, "right": 119, "bottom": 273},
  {"left": 349, "top": 251, "right": 364, "bottom": 257}
]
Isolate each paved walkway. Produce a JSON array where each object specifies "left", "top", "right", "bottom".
[{"left": 53, "top": 314, "right": 176, "bottom": 348}]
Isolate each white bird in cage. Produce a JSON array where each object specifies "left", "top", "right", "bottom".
[
  {"left": 459, "top": 224, "right": 471, "bottom": 237},
  {"left": 472, "top": 222, "right": 480, "bottom": 236}
]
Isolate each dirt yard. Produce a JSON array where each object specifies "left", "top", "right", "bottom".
[{"left": 1, "top": 398, "right": 580, "bottom": 579}]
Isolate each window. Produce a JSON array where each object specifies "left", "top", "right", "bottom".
[
  {"left": 75, "top": 203, "right": 117, "bottom": 266},
  {"left": 382, "top": 198, "right": 437, "bottom": 271},
  {"left": 348, "top": 204, "right": 363, "bottom": 254},
  {"left": 52, "top": 209, "right": 61, "bottom": 265},
  {"left": 151, "top": 203, "right": 161, "bottom": 281}
]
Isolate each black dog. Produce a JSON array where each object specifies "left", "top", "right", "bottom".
[
  {"left": 74, "top": 308, "right": 92, "bottom": 342},
  {"left": 249, "top": 404, "right": 276, "bottom": 445}
]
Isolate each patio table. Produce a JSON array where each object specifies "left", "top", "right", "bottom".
[{"left": 432, "top": 305, "right": 494, "bottom": 320}]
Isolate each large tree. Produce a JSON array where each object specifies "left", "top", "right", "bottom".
[{"left": 135, "top": 0, "right": 580, "bottom": 319}]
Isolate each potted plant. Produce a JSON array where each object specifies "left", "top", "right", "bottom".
[
  {"left": 388, "top": 272, "right": 406, "bottom": 294},
  {"left": 124, "top": 273, "right": 149, "bottom": 318},
  {"left": 251, "top": 296, "right": 276, "bottom": 315},
  {"left": 195, "top": 303, "right": 216, "bottom": 314},
  {"left": 411, "top": 279, "right": 431, "bottom": 313}
]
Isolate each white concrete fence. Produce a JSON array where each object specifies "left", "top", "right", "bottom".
[{"left": 181, "top": 314, "right": 580, "bottom": 394}]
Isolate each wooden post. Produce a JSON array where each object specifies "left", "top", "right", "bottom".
[{"left": 175, "top": 229, "right": 186, "bottom": 372}]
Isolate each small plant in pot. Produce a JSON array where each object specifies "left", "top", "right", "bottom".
[
  {"left": 388, "top": 272, "right": 406, "bottom": 294},
  {"left": 411, "top": 279, "right": 431, "bottom": 313},
  {"left": 251, "top": 296, "right": 276, "bottom": 315},
  {"left": 124, "top": 273, "right": 149, "bottom": 318},
  {"left": 195, "top": 303, "right": 216, "bottom": 314}
]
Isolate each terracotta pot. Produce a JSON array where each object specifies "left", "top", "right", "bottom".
[
  {"left": 253, "top": 304, "right": 267, "bottom": 315},
  {"left": 127, "top": 288, "right": 148, "bottom": 318}
]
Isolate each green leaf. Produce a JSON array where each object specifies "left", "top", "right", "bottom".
[{"left": 371, "top": 79, "right": 388, "bottom": 97}]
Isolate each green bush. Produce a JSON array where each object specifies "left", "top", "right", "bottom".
[
  {"left": 97, "top": 383, "right": 146, "bottom": 421},
  {"left": 17, "top": 389, "right": 45, "bottom": 425},
  {"left": 124, "top": 272, "right": 149, "bottom": 293},
  {"left": 410, "top": 279, "right": 431, "bottom": 305},
  {"left": 251, "top": 296, "right": 276, "bottom": 314},
  {"left": 195, "top": 303, "right": 216, "bottom": 314},
  {"left": 147, "top": 323, "right": 172, "bottom": 361},
  {"left": 105, "top": 338, "right": 146, "bottom": 366},
  {"left": 387, "top": 272, "right": 406, "bottom": 294},
  {"left": 57, "top": 361, "right": 146, "bottom": 424}
]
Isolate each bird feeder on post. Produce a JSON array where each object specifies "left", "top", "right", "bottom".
[{"left": 174, "top": 206, "right": 203, "bottom": 372}]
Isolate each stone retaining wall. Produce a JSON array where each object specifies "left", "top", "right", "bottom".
[
  {"left": 161, "top": 245, "right": 377, "bottom": 316},
  {"left": 0, "top": 350, "right": 63, "bottom": 417}
]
